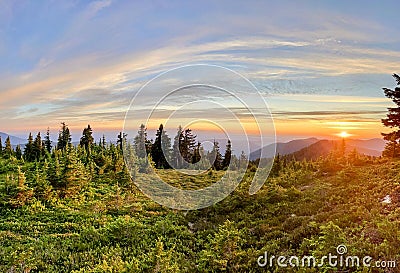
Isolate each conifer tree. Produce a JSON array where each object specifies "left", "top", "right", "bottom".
[
  {"left": 80, "top": 124, "right": 94, "bottom": 155},
  {"left": 33, "top": 164, "right": 52, "bottom": 201},
  {"left": 33, "top": 132, "right": 44, "bottom": 160},
  {"left": 44, "top": 128, "right": 52, "bottom": 153},
  {"left": 4, "top": 136, "right": 13, "bottom": 158},
  {"left": 161, "top": 127, "right": 172, "bottom": 168},
  {"left": 229, "top": 154, "right": 239, "bottom": 171},
  {"left": 222, "top": 140, "right": 232, "bottom": 169},
  {"left": 62, "top": 146, "right": 87, "bottom": 197},
  {"left": 146, "top": 138, "right": 153, "bottom": 156},
  {"left": 10, "top": 167, "right": 33, "bottom": 207},
  {"left": 48, "top": 150, "right": 63, "bottom": 190},
  {"left": 239, "top": 151, "right": 248, "bottom": 170},
  {"left": 0, "top": 136, "right": 3, "bottom": 157},
  {"left": 192, "top": 142, "right": 201, "bottom": 164},
  {"left": 117, "top": 132, "right": 127, "bottom": 150},
  {"left": 178, "top": 128, "right": 196, "bottom": 167},
  {"left": 124, "top": 139, "right": 140, "bottom": 175},
  {"left": 15, "top": 145, "right": 22, "bottom": 160},
  {"left": 24, "top": 133, "right": 35, "bottom": 161},
  {"left": 57, "top": 122, "right": 71, "bottom": 150},
  {"left": 270, "top": 153, "right": 281, "bottom": 176},
  {"left": 102, "top": 134, "right": 106, "bottom": 149},
  {"left": 134, "top": 124, "right": 148, "bottom": 158},
  {"left": 151, "top": 124, "right": 171, "bottom": 169},
  {"left": 382, "top": 74, "right": 400, "bottom": 157},
  {"left": 172, "top": 126, "right": 184, "bottom": 168},
  {"left": 86, "top": 159, "right": 96, "bottom": 182},
  {"left": 209, "top": 140, "right": 223, "bottom": 170},
  {"left": 196, "top": 145, "right": 211, "bottom": 170}
]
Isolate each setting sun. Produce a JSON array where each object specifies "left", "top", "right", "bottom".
[{"left": 337, "top": 131, "right": 351, "bottom": 138}]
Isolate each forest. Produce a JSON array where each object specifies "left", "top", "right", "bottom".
[{"left": 0, "top": 123, "right": 399, "bottom": 272}]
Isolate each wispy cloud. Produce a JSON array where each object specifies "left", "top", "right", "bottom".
[{"left": 0, "top": 0, "right": 398, "bottom": 138}]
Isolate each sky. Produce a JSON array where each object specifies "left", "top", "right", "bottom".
[{"left": 0, "top": 0, "right": 399, "bottom": 144}]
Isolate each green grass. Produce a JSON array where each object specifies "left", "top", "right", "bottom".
[
  {"left": 154, "top": 168, "right": 225, "bottom": 190},
  {"left": 0, "top": 158, "right": 399, "bottom": 272}
]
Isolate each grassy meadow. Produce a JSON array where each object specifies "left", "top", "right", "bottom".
[{"left": 0, "top": 151, "right": 399, "bottom": 272}]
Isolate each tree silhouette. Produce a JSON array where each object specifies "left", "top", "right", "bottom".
[
  {"left": 4, "top": 136, "right": 13, "bottom": 158},
  {"left": 172, "top": 126, "right": 184, "bottom": 168},
  {"left": 180, "top": 128, "right": 196, "bottom": 167},
  {"left": 382, "top": 74, "right": 400, "bottom": 158},
  {"left": 134, "top": 124, "right": 148, "bottom": 158},
  {"left": 24, "top": 133, "right": 35, "bottom": 161},
  {"left": 239, "top": 151, "right": 248, "bottom": 169},
  {"left": 151, "top": 124, "right": 171, "bottom": 169},
  {"left": 44, "top": 128, "right": 52, "bottom": 153},
  {"left": 222, "top": 140, "right": 232, "bottom": 169},
  {"left": 80, "top": 124, "right": 94, "bottom": 155},
  {"left": 117, "top": 132, "right": 127, "bottom": 151},
  {"left": 192, "top": 142, "right": 201, "bottom": 164},
  {"left": 0, "top": 136, "right": 3, "bottom": 157},
  {"left": 33, "top": 132, "right": 44, "bottom": 160},
  {"left": 57, "top": 122, "right": 71, "bottom": 150},
  {"left": 15, "top": 145, "right": 22, "bottom": 160},
  {"left": 209, "top": 140, "right": 223, "bottom": 170}
]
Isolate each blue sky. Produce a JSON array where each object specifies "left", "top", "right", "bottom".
[{"left": 0, "top": 0, "right": 399, "bottom": 142}]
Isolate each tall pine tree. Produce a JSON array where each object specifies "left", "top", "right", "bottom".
[
  {"left": 172, "top": 126, "right": 184, "bottom": 168},
  {"left": 33, "top": 132, "right": 44, "bottom": 161},
  {"left": 4, "top": 136, "right": 13, "bottom": 158},
  {"left": 192, "top": 142, "right": 201, "bottom": 164},
  {"left": 222, "top": 140, "right": 232, "bottom": 169},
  {"left": 134, "top": 124, "right": 148, "bottom": 158},
  {"left": 180, "top": 128, "right": 196, "bottom": 167},
  {"left": 209, "top": 140, "right": 223, "bottom": 170},
  {"left": 382, "top": 74, "right": 400, "bottom": 158},
  {"left": 0, "top": 136, "right": 3, "bottom": 157},
  {"left": 57, "top": 122, "right": 71, "bottom": 150},
  {"left": 116, "top": 132, "right": 127, "bottom": 151},
  {"left": 24, "top": 133, "right": 35, "bottom": 161},
  {"left": 80, "top": 124, "right": 94, "bottom": 155},
  {"left": 15, "top": 145, "right": 22, "bottom": 160},
  {"left": 44, "top": 128, "right": 52, "bottom": 153},
  {"left": 62, "top": 146, "right": 88, "bottom": 197},
  {"left": 47, "top": 150, "right": 63, "bottom": 190},
  {"left": 151, "top": 124, "right": 171, "bottom": 169},
  {"left": 239, "top": 151, "right": 248, "bottom": 170}
]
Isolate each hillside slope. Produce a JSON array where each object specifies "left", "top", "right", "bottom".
[
  {"left": 287, "top": 139, "right": 383, "bottom": 161},
  {"left": 249, "top": 137, "right": 319, "bottom": 160},
  {"left": 0, "top": 132, "right": 25, "bottom": 145}
]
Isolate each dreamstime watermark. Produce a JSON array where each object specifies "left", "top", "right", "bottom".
[
  {"left": 257, "top": 244, "right": 396, "bottom": 269},
  {"left": 122, "top": 64, "right": 276, "bottom": 210}
]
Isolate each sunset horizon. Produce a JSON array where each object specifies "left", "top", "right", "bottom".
[{"left": 1, "top": 1, "right": 399, "bottom": 143}]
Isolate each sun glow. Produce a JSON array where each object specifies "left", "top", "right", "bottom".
[{"left": 337, "top": 131, "right": 351, "bottom": 138}]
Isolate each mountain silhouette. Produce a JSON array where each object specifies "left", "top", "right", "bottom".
[
  {"left": 250, "top": 137, "right": 385, "bottom": 160},
  {"left": 249, "top": 138, "right": 319, "bottom": 160},
  {"left": 0, "top": 132, "right": 26, "bottom": 145}
]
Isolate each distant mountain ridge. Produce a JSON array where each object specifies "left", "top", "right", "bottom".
[
  {"left": 287, "top": 139, "right": 384, "bottom": 161},
  {"left": 0, "top": 132, "right": 26, "bottom": 145},
  {"left": 249, "top": 137, "right": 320, "bottom": 160},
  {"left": 250, "top": 137, "right": 386, "bottom": 160}
]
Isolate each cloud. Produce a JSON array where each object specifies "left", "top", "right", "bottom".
[
  {"left": 272, "top": 110, "right": 386, "bottom": 117},
  {"left": 0, "top": 1, "right": 398, "bottom": 137},
  {"left": 87, "top": 0, "right": 113, "bottom": 18}
]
